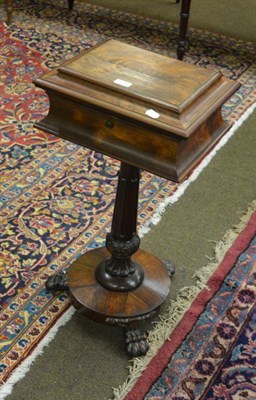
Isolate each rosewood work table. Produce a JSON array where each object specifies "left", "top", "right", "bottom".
[{"left": 34, "top": 39, "right": 240, "bottom": 356}]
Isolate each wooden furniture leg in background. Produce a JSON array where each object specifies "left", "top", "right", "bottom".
[
  {"left": 177, "top": 0, "right": 192, "bottom": 60},
  {"left": 6, "top": 0, "right": 13, "bottom": 24},
  {"left": 68, "top": 0, "right": 74, "bottom": 10},
  {"left": 5, "top": 0, "right": 190, "bottom": 60}
]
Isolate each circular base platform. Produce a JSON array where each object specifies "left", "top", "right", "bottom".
[{"left": 68, "top": 247, "right": 171, "bottom": 327}]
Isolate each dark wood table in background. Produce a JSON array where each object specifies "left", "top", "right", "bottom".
[
  {"left": 5, "top": 0, "right": 191, "bottom": 60},
  {"left": 34, "top": 39, "right": 239, "bottom": 356}
]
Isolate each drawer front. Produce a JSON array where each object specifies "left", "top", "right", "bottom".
[{"left": 36, "top": 93, "right": 181, "bottom": 181}]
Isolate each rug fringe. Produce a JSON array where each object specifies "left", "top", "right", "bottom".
[
  {"left": 0, "top": 306, "right": 76, "bottom": 399},
  {"left": 112, "top": 201, "right": 256, "bottom": 399},
  {"left": 130, "top": 104, "right": 256, "bottom": 389}
]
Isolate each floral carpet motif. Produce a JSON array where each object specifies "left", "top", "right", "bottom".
[
  {"left": 123, "top": 212, "right": 256, "bottom": 399},
  {"left": 0, "top": 0, "right": 256, "bottom": 386}
]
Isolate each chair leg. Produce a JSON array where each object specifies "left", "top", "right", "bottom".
[
  {"left": 68, "top": 0, "right": 74, "bottom": 10},
  {"left": 177, "top": 0, "right": 192, "bottom": 60},
  {"left": 6, "top": 0, "right": 13, "bottom": 24}
]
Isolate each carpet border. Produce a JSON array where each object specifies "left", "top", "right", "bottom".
[
  {"left": 0, "top": 307, "right": 76, "bottom": 398},
  {"left": 114, "top": 146, "right": 256, "bottom": 400},
  {"left": 121, "top": 208, "right": 256, "bottom": 400}
]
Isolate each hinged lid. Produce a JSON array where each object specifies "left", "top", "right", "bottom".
[
  {"left": 34, "top": 39, "right": 239, "bottom": 138},
  {"left": 58, "top": 39, "right": 221, "bottom": 113}
]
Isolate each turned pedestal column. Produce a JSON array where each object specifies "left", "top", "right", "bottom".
[{"left": 67, "top": 162, "right": 172, "bottom": 355}]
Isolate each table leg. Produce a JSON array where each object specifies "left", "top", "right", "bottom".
[{"left": 177, "top": 0, "right": 192, "bottom": 60}]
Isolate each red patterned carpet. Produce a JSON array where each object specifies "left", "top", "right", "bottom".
[
  {"left": 0, "top": 1, "right": 256, "bottom": 395},
  {"left": 117, "top": 210, "right": 256, "bottom": 399}
]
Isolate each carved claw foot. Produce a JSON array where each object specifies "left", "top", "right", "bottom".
[
  {"left": 45, "top": 270, "right": 69, "bottom": 292},
  {"left": 163, "top": 261, "right": 176, "bottom": 278},
  {"left": 124, "top": 329, "right": 149, "bottom": 357}
]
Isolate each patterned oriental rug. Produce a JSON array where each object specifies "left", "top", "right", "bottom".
[
  {"left": 0, "top": 0, "right": 256, "bottom": 397},
  {"left": 116, "top": 209, "right": 256, "bottom": 400}
]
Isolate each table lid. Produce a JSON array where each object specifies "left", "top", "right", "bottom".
[
  {"left": 57, "top": 39, "right": 221, "bottom": 114},
  {"left": 34, "top": 39, "right": 240, "bottom": 138}
]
